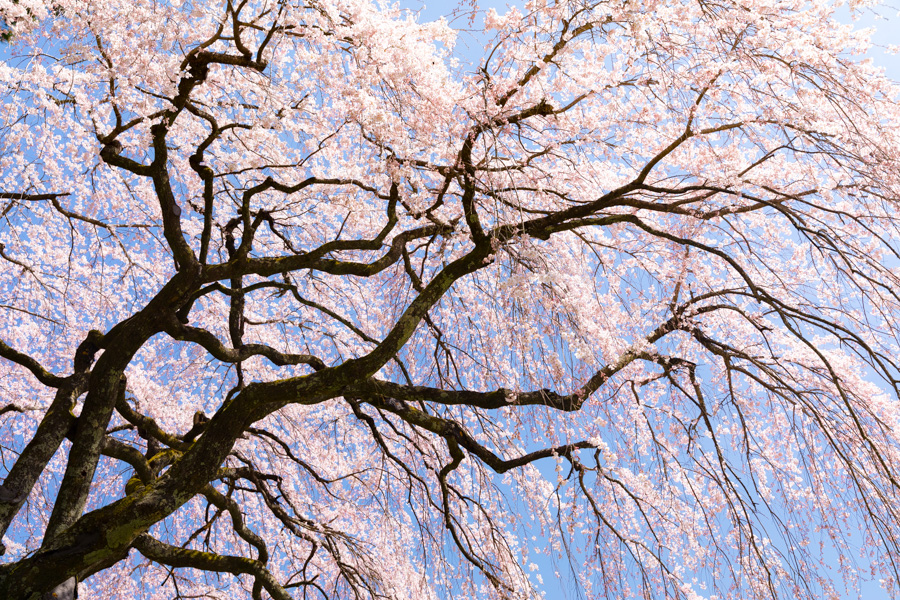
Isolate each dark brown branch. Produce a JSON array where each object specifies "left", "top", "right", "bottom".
[
  {"left": 0, "top": 339, "right": 67, "bottom": 387},
  {"left": 201, "top": 485, "right": 268, "bottom": 563},
  {"left": 362, "top": 396, "right": 593, "bottom": 474},
  {"left": 115, "top": 395, "right": 187, "bottom": 452},
  {"left": 163, "top": 316, "right": 326, "bottom": 371},
  {"left": 0, "top": 382, "right": 85, "bottom": 553},
  {"left": 0, "top": 192, "right": 71, "bottom": 200},
  {"left": 133, "top": 534, "right": 290, "bottom": 600}
]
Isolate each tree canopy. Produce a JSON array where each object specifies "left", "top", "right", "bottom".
[{"left": 1, "top": 0, "right": 900, "bottom": 598}]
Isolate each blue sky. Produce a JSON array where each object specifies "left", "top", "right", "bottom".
[{"left": 846, "top": 5, "right": 900, "bottom": 78}]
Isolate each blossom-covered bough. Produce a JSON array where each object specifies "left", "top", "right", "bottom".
[{"left": 1, "top": 0, "right": 900, "bottom": 598}]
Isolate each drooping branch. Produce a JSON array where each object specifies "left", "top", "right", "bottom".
[
  {"left": 201, "top": 484, "right": 268, "bottom": 563},
  {"left": 351, "top": 303, "right": 691, "bottom": 415},
  {"left": 359, "top": 395, "right": 594, "bottom": 474},
  {"left": 0, "top": 192, "right": 71, "bottom": 201},
  {"left": 201, "top": 205, "right": 441, "bottom": 284},
  {"left": 133, "top": 534, "right": 291, "bottom": 600},
  {"left": 0, "top": 339, "right": 67, "bottom": 388},
  {"left": 115, "top": 394, "right": 188, "bottom": 452},
  {"left": 163, "top": 314, "right": 326, "bottom": 371}
]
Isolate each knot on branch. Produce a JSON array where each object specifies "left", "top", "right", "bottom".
[
  {"left": 182, "top": 411, "right": 209, "bottom": 443},
  {"left": 0, "top": 482, "right": 27, "bottom": 505},
  {"left": 99, "top": 139, "right": 123, "bottom": 161},
  {"left": 538, "top": 388, "right": 563, "bottom": 403},
  {"left": 73, "top": 330, "right": 105, "bottom": 373}
]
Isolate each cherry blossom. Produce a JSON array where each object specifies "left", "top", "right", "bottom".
[{"left": 1, "top": 0, "right": 900, "bottom": 598}]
